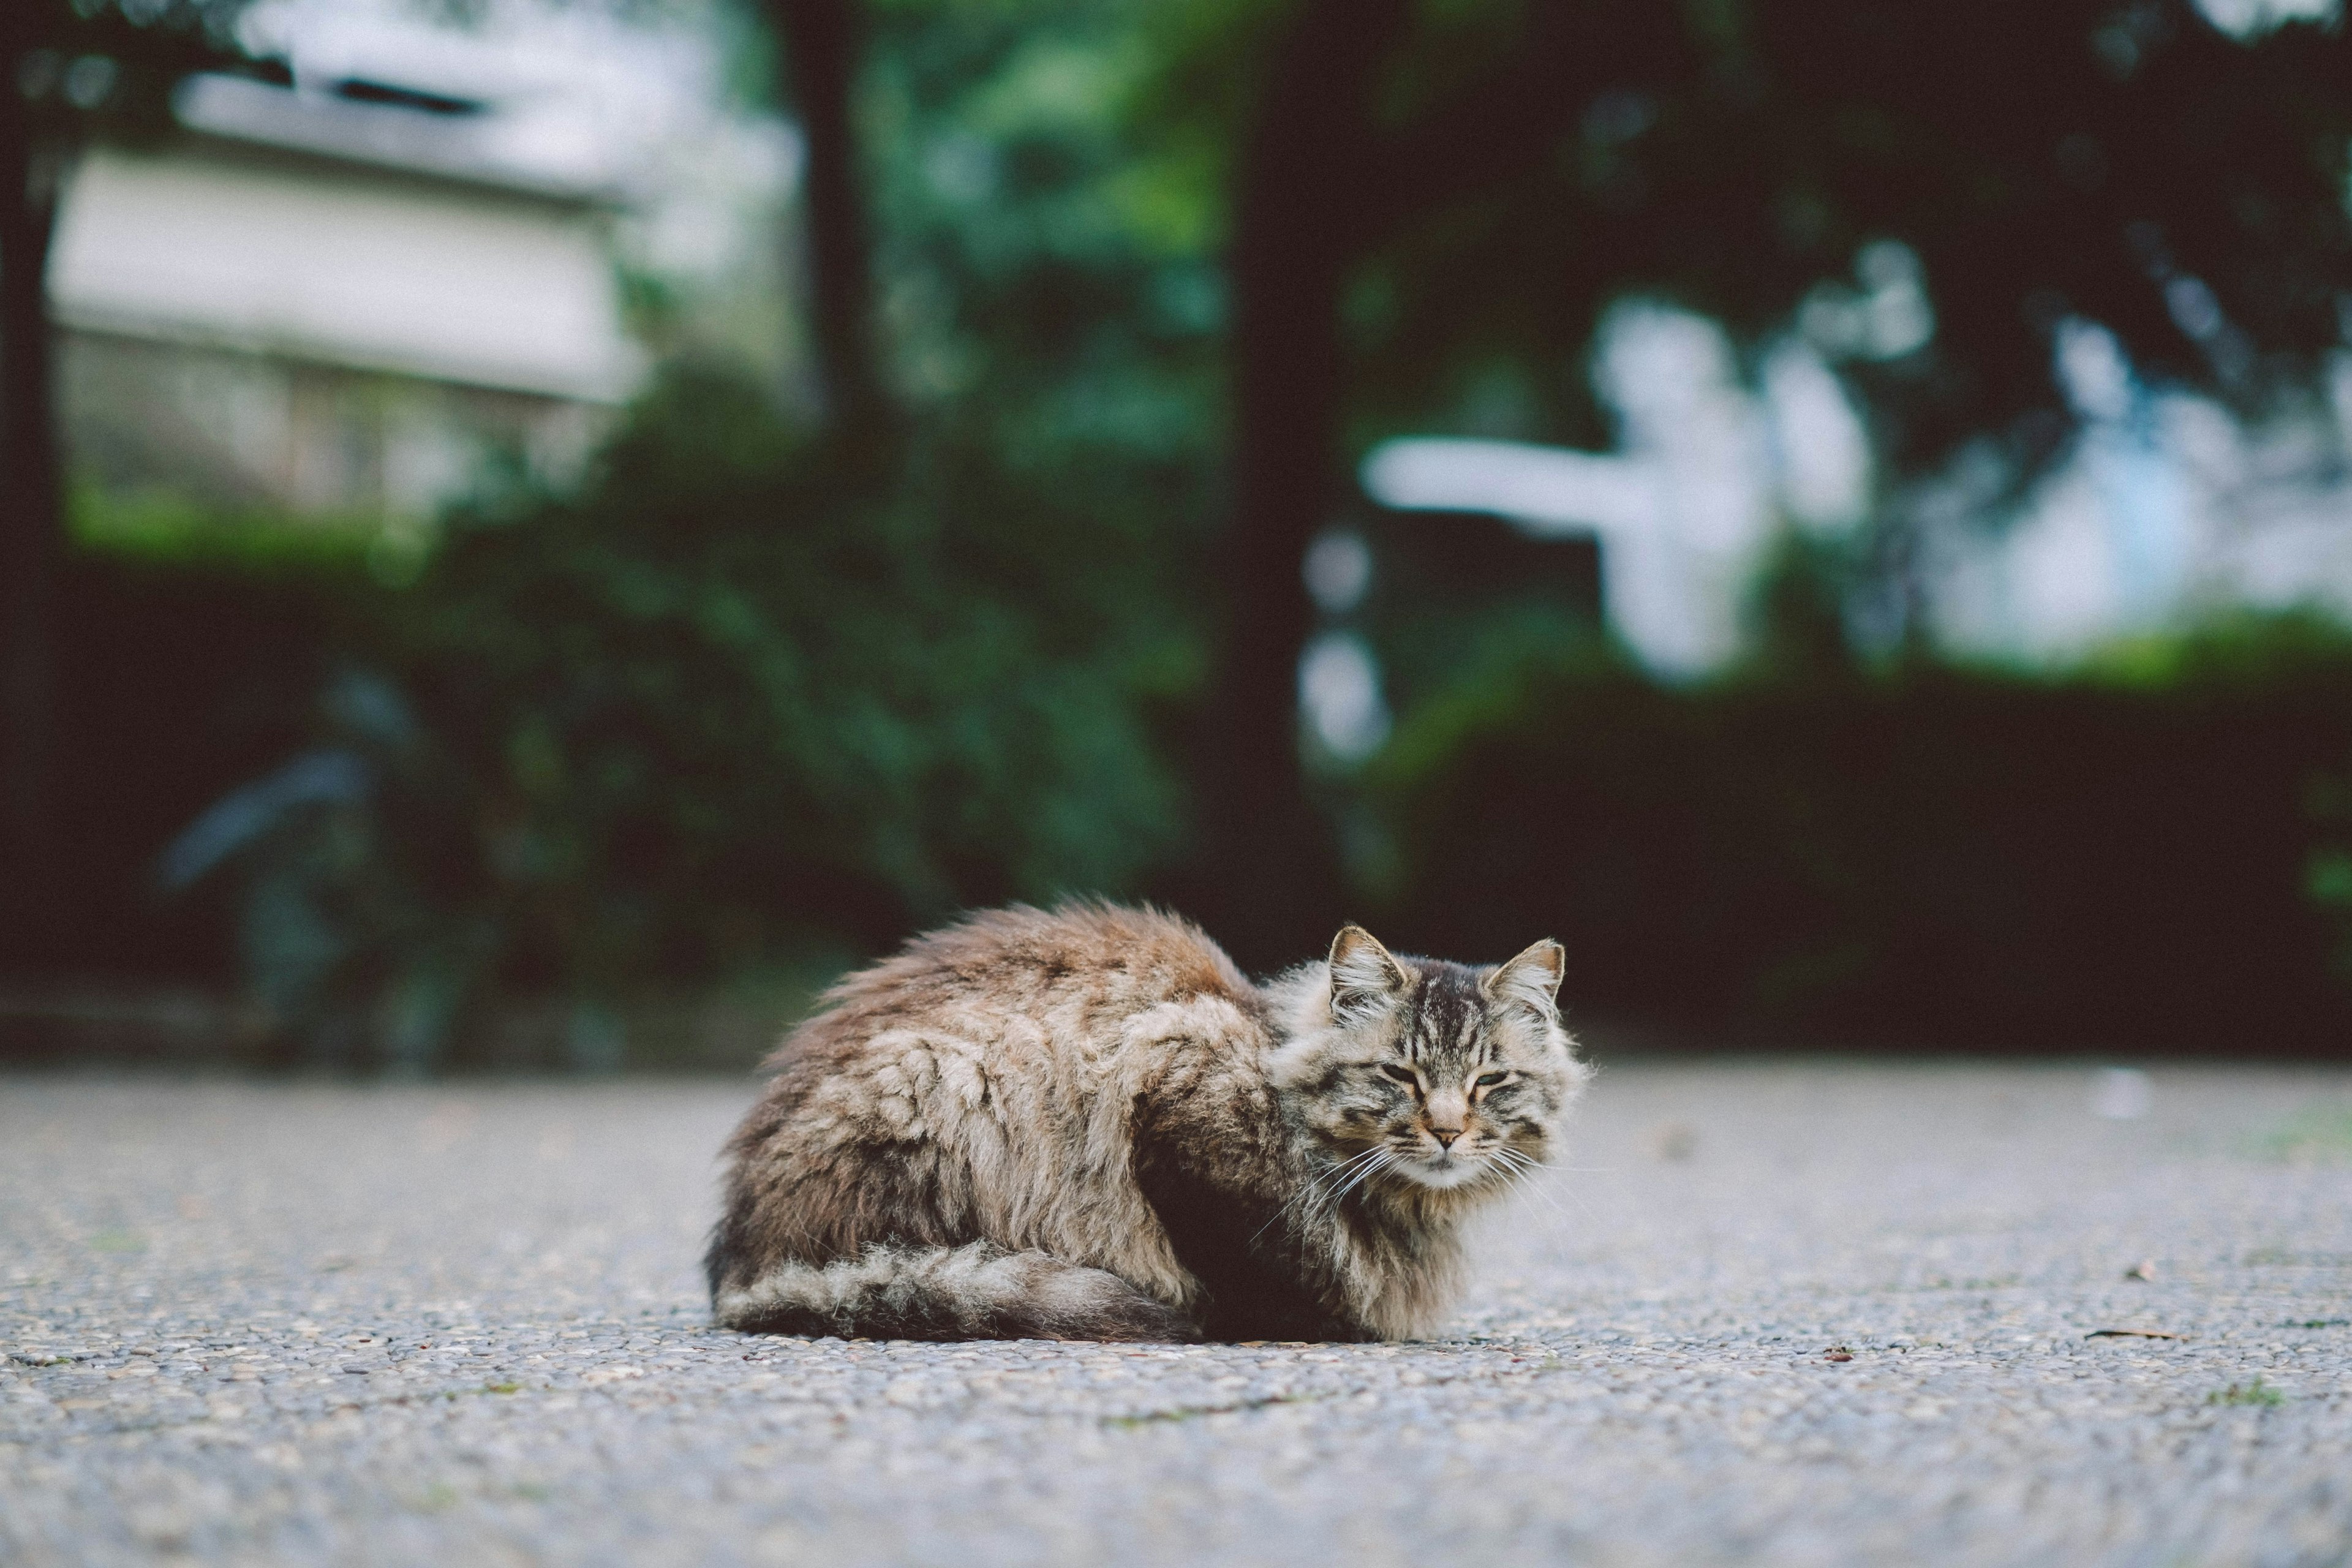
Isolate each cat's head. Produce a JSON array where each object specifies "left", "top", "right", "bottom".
[{"left": 1269, "top": 925, "right": 1591, "bottom": 1193}]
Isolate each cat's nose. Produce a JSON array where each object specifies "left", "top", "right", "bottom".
[{"left": 1430, "top": 1126, "right": 1461, "bottom": 1148}]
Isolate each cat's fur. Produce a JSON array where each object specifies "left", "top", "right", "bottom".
[{"left": 706, "top": 902, "right": 1587, "bottom": 1343}]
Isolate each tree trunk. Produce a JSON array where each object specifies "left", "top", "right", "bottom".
[
  {"left": 0, "top": 40, "right": 64, "bottom": 945},
  {"left": 763, "top": 0, "right": 888, "bottom": 446},
  {"left": 1198, "top": 0, "right": 1413, "bottom": 967}
]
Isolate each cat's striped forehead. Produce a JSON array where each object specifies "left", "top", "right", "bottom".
[{"left": 1396, "top": 960, "right": 1491, "bottom": 1063}]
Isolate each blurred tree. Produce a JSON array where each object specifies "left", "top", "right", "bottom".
[
  {"left": 1358, "top": 614, "right": 2352, "bottom": 1054},
  {"left": 758, "top": 0, "right": 892, "bottom": 443},
  {"left": 168, "top": 369, "right": 1199, "bottom": 1066},
  {"left": 164, "top": 0, "right": 1228, "bottom": 1058},
  {"left": 1204, "top": 0, "right": 1417, "bottom": 963},
  {"left": 1, "top": 0, "right": 248, "bottom": 939},
  {"left": 1177, "top": 0, "right": 2352, "bottom": 963},
  {"left": 103, "top": 0, "right": 2352, "bottom": 1055}
]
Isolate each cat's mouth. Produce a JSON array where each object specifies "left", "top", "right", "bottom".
[{"left": 1395, "top": 1144, "right": 1493, "bottom": 1190}]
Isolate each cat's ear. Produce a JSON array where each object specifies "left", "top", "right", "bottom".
[
  {"left": 1327, "top": 925, "right": 1408, "bottom": 1020},
  {"left": 1485, "top": 938, "right": 1565, "bottom": 1019}
]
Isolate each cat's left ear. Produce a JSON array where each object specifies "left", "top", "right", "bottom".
[{"left": 1485, "top": 939, "right": 1565, "bottom": 1019}]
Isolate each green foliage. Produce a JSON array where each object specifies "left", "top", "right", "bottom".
[
  {"left": 1357, "top": 613, "right": 2352, "bottom": 1052},
  {"left": 107, "top": 0, "right": 2352, "bottom": 1068},
  {"left": 867, "top": 0, "right": 1227, "bottom": 477},
  {"left": 1228, "top": 0, "right": 2352, "bottom": 484},
  {"left": 170, "top": 371, "right": 1201, "bottom": 1063},
  {"left": 70, "top": 483, "right": 385, "bottom": 573},
  {"left": 2207, "top": 1378, "right": 2286, "bottom": 1408},
  {"left": 1744, "top": 533, "right": 1873, "bottom": 679},
  {"left": 149, "top": 0, "right": 1242, "bottom": 1063},
  {"left": 2305, "top": 741, "right": 2352, "bottom": 992},
  {"left": 413, "top": 369, "right": 1197, "bottom": 938}
]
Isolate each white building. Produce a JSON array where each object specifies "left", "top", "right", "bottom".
[{"left": 50, "top": 0, "right": 797, "bottom": 545}]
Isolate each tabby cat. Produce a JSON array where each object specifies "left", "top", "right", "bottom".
[{"left": 706, "top": 903, "right": 1586, "bottom": 1342}]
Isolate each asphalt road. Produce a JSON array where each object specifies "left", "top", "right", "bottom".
[{"left": 4, "top": 1062, "right": 2350, "bottom": 1567}]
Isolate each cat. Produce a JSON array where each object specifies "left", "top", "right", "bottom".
[{"left": 705, "top": 902, "right": 1588, "bottom": 1343}]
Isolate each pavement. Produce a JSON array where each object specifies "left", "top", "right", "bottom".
[{"left": 3, "top": 1061, "right": 2350, "bottom": 1568}]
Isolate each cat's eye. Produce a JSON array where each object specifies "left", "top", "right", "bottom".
[
  {"left": 1378, "top": 1063, "right": 1420, "bottom": 1087},
  {"left": 1472, "top": 1071, "right": 1510, "bottom": 1090}
]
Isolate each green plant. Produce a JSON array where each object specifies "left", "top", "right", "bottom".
[
  {"left": 168, "top": 371, "right": 1203, "bottom": 1068},
  {"left": 2207, "top": 1378, "right": 2285, "bottom": 1408},
  {"left": 2306, "top": 757, "right": 2352, "bottom": 989},
  {"left": 1357, "top": 613, "right": 2352, "bottom": 1054}
]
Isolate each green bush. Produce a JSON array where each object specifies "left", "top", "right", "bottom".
[
  {"left": 165, "top": 371, "right": 1203, "bottom": 1066},
  {"left": 1357, "top": 613, "right": 2352, "bottom": 1055}
]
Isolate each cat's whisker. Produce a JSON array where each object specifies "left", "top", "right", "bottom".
[
  {"left": 1312, "top": 1148, "right": 1385, "bottom": 1203},
  {"left": 1254, "top": 1167, "right": 1346, "bottom": 1244},
  {"left": 1305, "top": 1148, "right": 1387, "bottom": 1219},
  {"left": 1316, "top": 1146, "right": 1384, "bottom": 1191},
  {"left": 1484, "top": 1147, "right": 1572, "bottom": 1220},
  {"left": 1329, "top": 1148, "right": 1398, "bottom": 1210},
  {"left": 1252, "top": 1145, "right": 1384, "bottom": 1245},
  {"left": 1313, "top": 1145, "right": 1387, "bottom": 1197},
  {"left": 1517, "top": 1151, "right": 1599, "bottom": 1224},
  {"left": 1502, "top": 1172, "right": 1564, "bottom": 1219},
  {"left": 1487, "top": 1148, "right": 1615, "bottom": 1176}
]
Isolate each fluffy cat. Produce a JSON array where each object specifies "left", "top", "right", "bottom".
[{"left": 706, "top": 903, "right": 1588, "bottom": 1343}]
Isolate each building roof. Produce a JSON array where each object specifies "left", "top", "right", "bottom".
[
  {"left": 171, "top": 70, "right": 623, "bottom": 205},
  {"left": 47, "top": 59, "right": 647, "bottom": 404},
  {"left": 50, "top": 140, "right": 646, "bottom": 404}
]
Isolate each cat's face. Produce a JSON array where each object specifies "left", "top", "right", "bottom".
[{"left": 1272, "top": 925, "right": 1589, "bottom": 1194}]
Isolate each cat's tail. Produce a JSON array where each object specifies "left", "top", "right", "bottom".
[{"left": 712, "top": 1241, "right": 1199, "bottom": 1343}]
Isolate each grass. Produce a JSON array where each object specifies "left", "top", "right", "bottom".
[{"left": 2206, "top": 1377, "right": 2286, "bottom": 1408}]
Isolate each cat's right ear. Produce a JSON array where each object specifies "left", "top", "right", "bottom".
[
  {"left": 1485, "top": 938, "right": 1566, "bottom": 1020},
  {"left": 1327, "top": 925, "right": 1408, "bottom": 1021}
]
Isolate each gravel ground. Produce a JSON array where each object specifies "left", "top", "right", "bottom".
[{"left": 4, "top": 1061, "right": 2351, "bottom": 1568}]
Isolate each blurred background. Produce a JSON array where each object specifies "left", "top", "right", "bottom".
[{"left": 6, "top": 0, "right": 2352, "bottom": 1071}]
